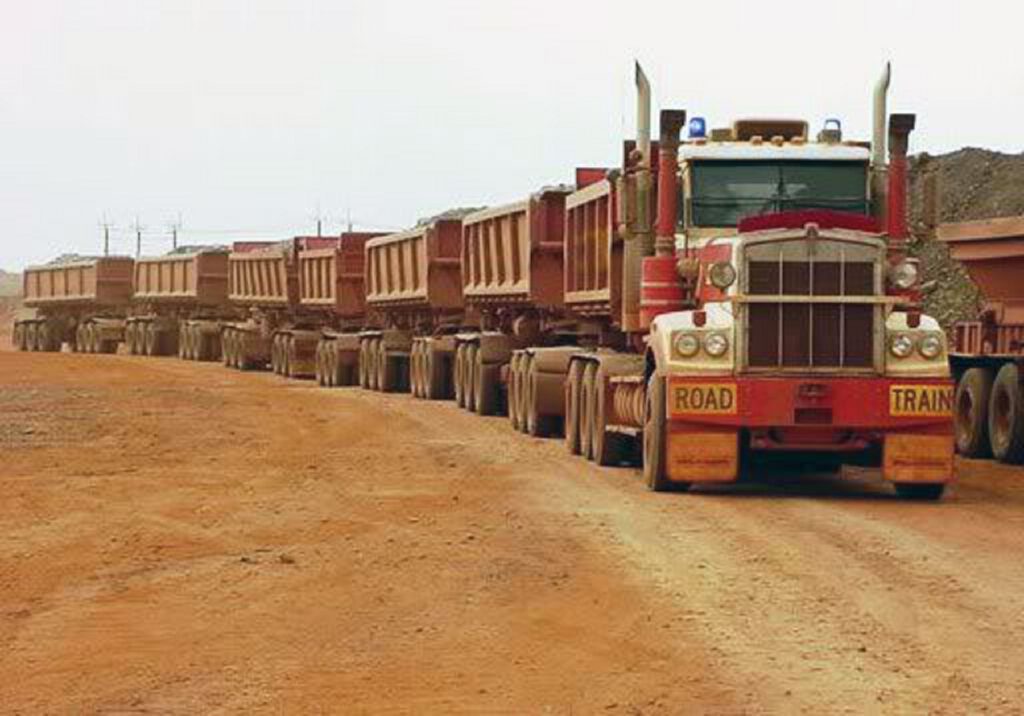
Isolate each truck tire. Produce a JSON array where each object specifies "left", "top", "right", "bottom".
[
  {"left": 508, "top": 354, "right": 522, "bottom": 431},
  {"left": 315, "top": 342, "right": 326, "bottom": 386},
  {"left": 358, "top": 340, "right": 371, "bottom": 388},
  {"left": 221, "top": 329, "right": 232, "bottom": 366},
  {"left": 37, "top": 323, "right": 52, "bottom": 352},
  {"left": 644, "top": 374, "right": 685, "bottom": 492},
  {"left": 955, "top": 367, "right": 994, "bottom": 458},
  {"left": 894, "top": 483, "right": 946, "bottom": 501},
  {"left": 579, "top": 362, "right": 596, "bottom": 459},
  {"left": 593, "top": 363, "right": 626, "bottom": 466},
  {"left": 988, "top": 363, "right": 1024, "bottom": 464},
  {"left": 464, "top": 345, "right": 478, "bottom": 411},
  {"left": 125, "top": 323, "right": 136, "bottom": 355},
  {"left": 377, "top": 343, "right": 396, "bottom": 392},
  {"left": 67, "top": 324, "right": 78, "bottom": 353},
  {"left": 454, "top": 344, "right": 466, "bottom": 407},
  {"left": 425, "top": 346, "right": 446, "bottom": 399},
  {"left": 411, "top": 342, "right": 423, "bottom": 398},
  {"left": 144, "top": 323, "right": 157, "bottom": 357},
  {"left": 26, "top": 323, "right": 39, "bottom": 352},
  {"left": 564, "top": 360, "right": 583, "bottom": 455},
  {"left": 474, "top": 352, "right": 498, "bottom": 415}
]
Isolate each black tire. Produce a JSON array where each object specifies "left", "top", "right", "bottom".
[
  {"left": 894, "top": 483, "right": 946, "bottom": 501},
  {"left": 378, "top": 343, "right": 397, "bottom": 392},
  {"left": 474, "top": 352, "right": 498, "bottom": 415},
  {"left": 358, "top": 340, "right": 371, "bottom": 388},
  {"left": 144, "top": 323, "right": 157, "bottom": 357},
  {"left": 644, "top": 374, "right": 685, "bottom": 492},
  {"left": 464, "top": 345, "right": 478, "bottom": 411},
  {"left": 565, "top": 360, "right": 584, "bottom": 455},
  {"left": 579, "top": 362, "right": 596, "bottom": 459},
  {"left": 955, "top": 368, "right": 994, "bottom": 458},
  {"left": 593, "top": 364, "right": 626, "bottom": 466},
  {"left": 454, "top": 344, "right": 466, "bottom": 407},
  {"left": 424, "top": 346, "right": 445, "bottom": 400},
  {"left": 988, "top": 363, "right": 1024, "bottom": 464}
]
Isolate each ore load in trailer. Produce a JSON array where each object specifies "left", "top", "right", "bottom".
[
  {"left": 14, "top": 257, "right": 134, "bottom": 353},
  {"left": 526, "top": 63, "right": 953, "bottom": 498},
  {"left": 361, "top": 218, "right": 472, "bottom": 395},
  {"left": 937, "top": 216, "right": 1024, "bottom": 463},
  {"left": 126, "top": 249, "right": 232, "bottom": 360}
]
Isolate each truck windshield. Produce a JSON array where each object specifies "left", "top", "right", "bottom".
[{"left": 688, "top": 160, "right": 869, "bottom": 227}]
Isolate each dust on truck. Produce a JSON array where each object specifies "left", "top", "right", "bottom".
[
  {"left": 14, "top": 257, "right": 134, "bottom": 353},
  {"left": 938, "top": 216, "right": 1024, "bottom": 463},
  {"left": 563, "top": 64, "right": 954, "bottom": 498},
  {"left": 125, "top": 249, "right": 231, "bottom": 360}
]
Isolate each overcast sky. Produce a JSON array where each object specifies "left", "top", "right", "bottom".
[{"left": 2, "top": 0, "right": 1021, "bottom": 270}]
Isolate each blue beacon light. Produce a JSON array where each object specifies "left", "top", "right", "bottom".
[{"left": 688, "top": 117, "right": 707, "bottom": 139}]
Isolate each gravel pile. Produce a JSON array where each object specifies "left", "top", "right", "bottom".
[{"left": 909, "top": 148, "right": 1024, "bottom": 329}]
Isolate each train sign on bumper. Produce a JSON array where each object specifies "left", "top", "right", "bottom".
[{"left": 889, "top": 385, "right": 954, "bottom": 417}]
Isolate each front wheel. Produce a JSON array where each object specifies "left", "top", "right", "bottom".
[
  {"left": 894, "top": 483, "right": 946, "bottom": 501},
  {"left": 644, "top": 374, "right": 687, "bottom": 492}
]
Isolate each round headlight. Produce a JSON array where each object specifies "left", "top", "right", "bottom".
[
  {"left": 674, "top": 332, "right": 700, "bottom": 358},
  {"left": 889, "top": 260, "right": 919, "bottom": 290},
  {"left": 889, "top": 333, "right": 914, "bottom": 358},
  {"left": 919, "top": 333, "right": 943, "bottom": 359},
  {"left": 708, "top": 262, "right": 737, "bottom": 290},
  {"left": 704, "top": 332, "right": 730, "bottom": 357}
]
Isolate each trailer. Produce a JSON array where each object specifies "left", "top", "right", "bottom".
[
  {"left": 452, "top": 186, "right": 576, "bottom": 417},
  {"left": 301, "top": 233, "right": 386, "bottom": 386},
  {"left": 14, "top": 257, "right": 134, "bottom": 353},
  {"left": 361, "top": 219, "right": 470, "bottom": 395},
  {"left": 937, "top": 216, "right": 1024, "bottom": 463},
  {"left": 125, "top": 249, "right": 232, "bottom": 360}
]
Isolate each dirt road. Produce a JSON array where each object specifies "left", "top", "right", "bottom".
[{"left": 2, "top": 346, "right": 1024, "bottom": 714}]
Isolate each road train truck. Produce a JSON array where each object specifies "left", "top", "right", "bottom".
[{"left": 538, "top": 65, "right": 954, "bottom": 497}]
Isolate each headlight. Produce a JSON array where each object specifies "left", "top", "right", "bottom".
[
  {"left": 704, "top": 332, "right": 730, "bottom": 357},
  {"left": 889, "top": 333, "right": 914, "bottom": 358},
  {"left": 919, "top": 333, "right": 943, "bottom": 359},
  {"left": 674, "top": 333, "right": 700, "bottom": 358},
  {"left": 889, "top": 260, "right": 919, "bottom": 290},
  {"left": 708, "top": 262, "right": 737, "bottom": 290}
]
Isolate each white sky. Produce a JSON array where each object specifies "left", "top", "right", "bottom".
[{"left": 2, "top": 0, "right": 1021, "bottom": 270}]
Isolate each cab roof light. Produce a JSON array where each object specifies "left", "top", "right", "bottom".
[{"left": 688, "top": 116, "right": 707, "bottom": 139}]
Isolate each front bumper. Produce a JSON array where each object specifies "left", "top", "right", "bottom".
[{"left": 662, "top": 375, "right": 954, "bottom": 485}]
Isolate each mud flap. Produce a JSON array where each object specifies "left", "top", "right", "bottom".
[
  {"left": 665, "top": 424, "right": 740, "bottom": 483},
  {"left": 883, "top": 433, "right": 955, "bottom": 484}
]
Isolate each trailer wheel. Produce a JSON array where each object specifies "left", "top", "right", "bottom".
[
  {"left": 410, "top": 341, "right": 422, "bottom": 398},
  {"left": 453, "top": 344, "right": 466, "bottom": 407},
  {"left": 424, "top": 345, "right": 444, "bottom": 399},
  {"left": 593, "top": 364, "right": 626, "bottom": 466},
  {"left": 644, "top": 374, "right": 684, "bottom": 492},
  {"left": 377, "top": 343, "right": 395, "bottom": 392},
  {"left": 579, "top": 362, "right": 597, "bottom": 459},
  {"left": 358, "top": 340, "right": 370, "bottom": 388},
  {"left": 37, "top": 323, "right": 51, "bottom": 352},
  {"left": 989, "top": 364, "right": 1024, "bottom": 464},
  {"left": 143, "top": 323, "right": 156, "bottom": 357},
  {"left": 125, "top": 323, "right": 136, "bottom": 355},
  {"left": 955, "top": 367, "right": 994, "bottom": 458},
  {"left": 474, "top": 351, "right": 499, "bottom": 416},
  {"left": 507, "top": 354, "right": 522, "bottom": 431},
  {"left": 564, "top": 360, "right": 583, "bottom": 455},
  {"left": 894, "top": 483, "right": 946, "bottom": 501}
]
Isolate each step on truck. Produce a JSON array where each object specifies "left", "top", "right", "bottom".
[
  {"left": 126, "top": 249, "right": 232, "bottom": 360},
  {"left": 938, "top": 216, "right": 1024, "bottom": 463},
  {"left": 361, "top": 218, "right": 472, "bottom": 396},
  {"left": 14, "top": 257, "right": 134, "bottom": 353},
  {"left": 541, "top": 64, "right": 954, "bottom": 498}
]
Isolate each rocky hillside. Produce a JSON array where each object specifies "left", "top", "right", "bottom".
[{"left": 909, "top": 148, "right": 1024, "bottom": 329}]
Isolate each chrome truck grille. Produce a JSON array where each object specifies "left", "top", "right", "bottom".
[{"left": 742, "top": 238, "right": 882, "bottom": 370}]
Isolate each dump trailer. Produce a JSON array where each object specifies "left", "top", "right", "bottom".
[
  {"left": 451, "top": 186, "right": 577, "bottom": 416},
  {"left": 537, "top": 64, "right": 954, "bottom": 498},
  {"left": 938, "top": 216, "right": 1024, "bottom": 463},
  {"left": 220, "top": 236, "right": 353, "bottom": 374},
  {"left": 14, "top": 257, "right": 134, "bottom": 353},
  {"left": 125, "top": 249, "right": 232, "bottom": 360},
  {"left": 362, "top": 219, "right": 471, "bottom": 394},
  {"left": 299, "top": 232, "right": 387, "bottom": 386}
]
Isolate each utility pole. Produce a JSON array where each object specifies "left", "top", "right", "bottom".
[
  {"left": 346, "top": 208, "right": 353, "bottom": 233},
  {"left": 98, "top": 215, "right": 115, "bottom": 256},
  {"left": 168, "top": 212, "right": 183, "bottom": 251},
  {"left": 130, "top": 216, "right": 145, "bottom": 258}
]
